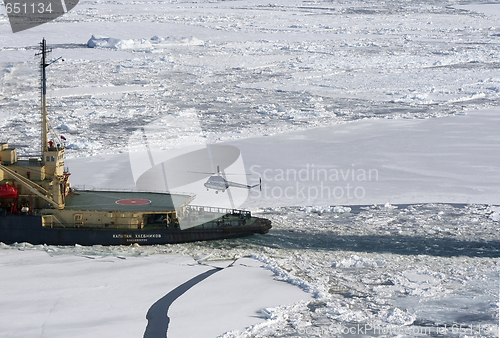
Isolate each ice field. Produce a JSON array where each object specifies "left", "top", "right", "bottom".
[{"left": 0, "top": 0, "right": 499, "bottom": 337}]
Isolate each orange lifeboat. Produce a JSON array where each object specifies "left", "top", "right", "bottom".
[{"left": 0, "top": 183, "right": 17, "bottom": 199}]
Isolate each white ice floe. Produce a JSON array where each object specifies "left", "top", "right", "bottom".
[
  {"left": 0, "top": 249, "right": 311, "bottom": 338},
  {"left": 487, "top": 206, "right": 500, "bottom": 222},
  {"left": 378, "top": 307, "right": 416, "bottom": 326},
  {"left": 87, "top": 35, "right": 204, "bottom": 50},
  {"left": 56, "top": 123, "right": 76, "bottom": 131},
  {"left": 333, "top": 255, "right": 386, "bottom": 268},
  {"left": 65, "top": 138, "right": 102, "bottom": 150},
  {"left": 299, "top": 205, "right": 352, "bottom": 214},
  {"left": 87, "top": 35, "right": 137, "bottom": 49}
]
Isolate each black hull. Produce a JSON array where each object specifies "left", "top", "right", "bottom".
[{"left": 0, "top": 215, "right": 271, "bottom": 246}]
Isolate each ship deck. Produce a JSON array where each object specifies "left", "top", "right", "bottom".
[{"left": 64, "top": 190, "right": 194, "bottom": 212}]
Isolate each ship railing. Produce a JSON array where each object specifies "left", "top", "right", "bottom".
[{"left": 185, "top": 205, "right": 251, "bottom": 217}]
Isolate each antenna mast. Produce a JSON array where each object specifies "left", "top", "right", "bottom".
[
  {"left": 36, "top": 38, "right": 50, "bottom": 156},
  {"left": 35, "top": 38, "right": 62, "bottom": 159}
]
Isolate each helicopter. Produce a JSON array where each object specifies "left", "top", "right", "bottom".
[{"left": 191, "top": 166, "right": 261, "bottom": 194}]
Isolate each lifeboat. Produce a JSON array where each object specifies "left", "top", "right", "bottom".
[{"left": 0, "top": 184, "right": 17, "bottom": 199}]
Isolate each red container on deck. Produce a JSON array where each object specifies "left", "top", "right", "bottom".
[{"left": 0, "top": 184, "right": 18, "bottom": 199}]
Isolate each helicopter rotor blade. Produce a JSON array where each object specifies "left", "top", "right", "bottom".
[
  {"left": 188, "top": 171, "right": 216, "bottom": 175},
  {"left": 187, "top": 170, "right": 251, "bottom": 176}
]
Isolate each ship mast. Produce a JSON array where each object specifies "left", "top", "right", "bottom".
[
  {"left": 36, "top": 38, "right": 49, "bottom": 156},
  {"left": 35, "top": 38, "right": 62, "bottom": 158}
]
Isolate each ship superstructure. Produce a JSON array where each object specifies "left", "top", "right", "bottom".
[{"left": 0, "top": 39, "right": 69, "bottom": 212}]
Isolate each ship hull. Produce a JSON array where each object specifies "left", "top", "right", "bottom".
[{"left": 0, "top": 215, "right": 271, "bottom": 246}]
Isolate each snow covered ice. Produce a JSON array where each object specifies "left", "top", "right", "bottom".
[{"left": 0, "top": 0, "right": 499, "bottom": 337}]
